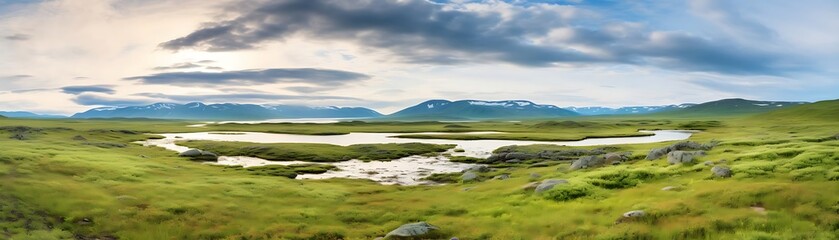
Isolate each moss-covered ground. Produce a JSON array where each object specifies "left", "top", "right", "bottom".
[{"left": 1, "top": 102, "right": 837, "bottom": 239}]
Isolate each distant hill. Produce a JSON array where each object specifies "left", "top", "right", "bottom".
[
  {"left": 71, "top": 102, "right": 382, "bottom": 120},
  {"left": 388, "top": 100, "right": 579, "bottom": 120},
  {"left": 657, "top": 98, "right": 807, "bottom": 117},
  {"left": 566, "top": 104, "right": 696, "bottom": 115},
  {"left": 755, "top": 99, "right": 839, "bottom": 122},
  {"left": 0, "top": 111, "right": 66, "bottom": 119}
]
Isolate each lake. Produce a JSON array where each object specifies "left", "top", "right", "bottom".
[{"left": 140, "top": 130, "right": 695, "bottom": 185}]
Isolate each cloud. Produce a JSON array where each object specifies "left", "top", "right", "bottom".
[
  {"left": 159, "top": 0, "right": 792, "bottom": 74},
  {"left": 4, "top": 34, "right": 29, "bottom": 41},
  {"left": 124, "top": 68, "right": 371, "bottom": 86},
  {"left": 135, "top": 92, "right": 362, "bottom": 102},
  {"left": 61, "top": 85, "right": 115, "bottom": 95},
  {"left": 1, "top": 74, "right": 33, "bottom": 81},
  {"left": 689, "top": 0, "right": 776, "bottom": 40},
  {"left": 152, "top": 62, "right": 203, "bottom": 71},
  {"left": 72, "top": 93, "right": 157, "bottom": 106}
]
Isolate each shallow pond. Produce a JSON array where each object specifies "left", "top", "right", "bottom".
[{"left": 140, "top": 130, "right": 694, "bottom": 185}]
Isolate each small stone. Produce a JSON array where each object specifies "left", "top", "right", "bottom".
[
  {"left": 711, "top": 166, "right": 733, "bottom": 178},
  {"left": 623, "top": 210, "right": 646, "bottom": 218},
  {"left": 703, "top": 161, "right": 714, "bottom": 166},
  {"left": 384, "top": 222, "right": 439, "bottom": 238},
  {"left": 661, "top": 186, "right": 681, "bottom": 191},
  {"left": 493, "top": 174, "right": 510, "bottom": 180},
  {"left": 529, "top": 173, "right": 541, "bottom": 179},
  {"left": 535, "top": 179, "right": 568, "bottom": 193}
]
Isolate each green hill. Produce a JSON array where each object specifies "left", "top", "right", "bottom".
[
  {"left": 754, "top": 99, "right": 839, "bottom": 122},
  {"left": 657, "top": 98, "right": 806, "bottom": 117}
]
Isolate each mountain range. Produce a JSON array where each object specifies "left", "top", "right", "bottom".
[
  {"left": 0, "top": 98, "right": 812, "bottom": 121},
  {"left": 565, "top": 104, "right": 696, "bottom": 115},
  {"left": 71, "top": 103, "right": 382, "bottom": 120},
  {"left": 0, "top": 111, "right": 66, "bottom": 119},
  {"left": 388, "top": 100, "right": 579, "bottom": 120}
]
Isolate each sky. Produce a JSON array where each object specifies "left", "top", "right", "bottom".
[{"left": 0, "top": 0, "right": 837, "bottom": 115}]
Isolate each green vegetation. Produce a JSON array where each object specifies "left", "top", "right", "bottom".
[
  {"left": 219, "top": 164, "right": 338, "bottom": 178},
  {"left": 0, "top": 100, "right": 838, "bottom": 239},
  {"left": 179, "top": 141, "right": 455, "bottom": 162}
]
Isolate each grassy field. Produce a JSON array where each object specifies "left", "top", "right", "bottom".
[{"left": 1, "top": 101, "right": 838, "bottom": 239}]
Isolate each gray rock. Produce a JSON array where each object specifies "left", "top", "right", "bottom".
[
  {"left": 604, "top": 152, "right": 626, "bottom": 163},
  {"left": 505, "top": 152, "right": 536, "bottom": 160},
  {"left": 530, "top": 162, "right": 551, "bottom": 168},
  {"left": 179, "top": 149, "right": 218, "bottom": 161},
  {"left": 466, "top": 165, "right": 490, "bottom": 173},
  {"left": 529, "top": 173, "right": 541, "bottom": 179},
  {"left": 493, "top": 174, "right": 510, "bottom": 180},
  {"left": 461, "top": 171, "right": 478, "bottom": 182},
  {"left": 535, "top": 179, "right": 568, "bottom": 193},
  {"left": 645, "top": 148, "right": 669, "bottom": 160},
  {"left": 623, "top": 210, "right": 646, "bottom": 218},
  {"left": 711, "top": 166, "right": 732, "bottom": 178},
  {"left": 385, "top": 222, "right": 439, "bottom": 238},
  {"left": 667, "top": 151, "right": 705, "bottom": 165},
  {"left": 505, "top": 159, "right": 522, "bottom": 163},
  {"left": 570, "top": 155, "right": 606, "bottom": 170},
  {"left": 179, "top": 149, "right": 203, "bottom": 157},
  {"left": 521, "top": 182, "right": 540, "bottom": 191},
  {"left": 646, "top": 141, "right": 718, "bottom": 160},
  {"left": 703, "top": 161, "right": 714, "bottom": 166}
]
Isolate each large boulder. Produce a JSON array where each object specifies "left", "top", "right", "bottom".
[
  {"left": 667, "top": 151, "right": 705, "bottom": 164},
  {"left": 535, "top": 179, "right": 568, "bottom": 193},
  {"left": 461, "top": 171, "right": 478, "bottom": 182},
  {"left": 711, "top": 166, "right": 732, "bottom": 178},
  {"left": 384, "top": 222, "right": 440, "bottom": 239},
  {"left": 570, "top": 155, "right": 605, "bottom": 170},
  {"left": 179, "top": 149, "right": 219, "bottom": 161}
]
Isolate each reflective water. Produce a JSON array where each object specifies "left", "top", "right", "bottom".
[{"left": 140, "top": 130, "right": 694, "bottom": 185}]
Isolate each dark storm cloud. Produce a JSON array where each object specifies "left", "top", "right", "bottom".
[
  {"left": 124, "top": 68, "right": 371, "bottom": 86},
  {"left": 135, "top": 92, "right": 362, "bottom": 102},
  {"left": 72, "top": 93, "right": 156, "bottom": 106},
  {"left": 4, "top": 34, "right": 29, "bottom": 41},
  {"left": 61, "top": 85, "right": 115, "bottom": 95},
  {"left": 159, "top": 0, "right": 792, "bottom": 74}
]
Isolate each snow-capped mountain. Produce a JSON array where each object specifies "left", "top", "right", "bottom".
[
  {"left": 388, "top": 100, "right": 578, "bottom": 120},
  {"left": 565, "top": 104, "right": 696, "bottom": 115},
  {"left": 71, "top": 102, "right": 382, "bottom": 120}
]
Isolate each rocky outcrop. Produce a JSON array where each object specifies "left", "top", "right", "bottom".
[
  {"left": 384, "top": 222, "right": 440, "bottom": 239},
  {"left": 486, "top": 147, "right": 620, "bottom": 163},
  {"left": 667, "top": 151, "right": 705, "bottom": 164},
  {"left": 570, "top": 152, "right": 630, "bottom": 170},
  {"left": 646, "top": 141, "right": 718, "bottom": 160},
  {"left": 711, "top": 166, "right": 732, "bottom": 178}
]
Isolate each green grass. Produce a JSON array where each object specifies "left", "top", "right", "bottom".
[
  {"left": 179, "top": 141, "right": 455, "bottom": 162},
  {"left": 1, "top": 103, "right": 838, "bottom": 239}
]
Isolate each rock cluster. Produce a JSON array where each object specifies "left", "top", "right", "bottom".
[
  {"left": 646, "top": 141, "right": 718, "bottom": 160},
  {"left": 667, "top": 151, "right": 706, "bottom": 164},
  {"left": 487, "top": 147, "right": 619, "bottom": 163},
  {"left": 569, "top": 152, "right": 630, "bottom": 170}
]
